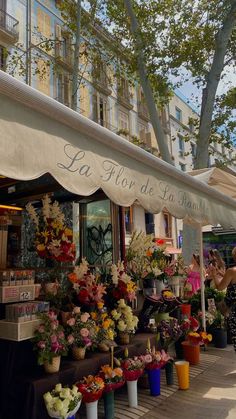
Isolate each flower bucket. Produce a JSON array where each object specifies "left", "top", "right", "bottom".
[
  {"left": 72, "top": 346, "right": 86, "bottom": 360},
  {"left": 213, "top": 328, "right": 227, "bottom": 349},
  {"left": 147, "top": 368, "right": 161, "bottom": 396},
  {"left": 182, "top": 341, "right": 200, "bottom": 365},
  {"left": 175, "top": 337, "right": 185, "bottom": 359},
  {"left": 103, "top": 391, "right": 114, "bottom": 419},
  {"left": 86, "top": 400, "right": 98, "bottom": 419},
  {"left": 165, "top": 362, "right": 174, "bottom": 385},
  {"left": 180, "top": 304, "right": 191, "bottom": 319},
  {"left": 175, "top": 360, "right": 189, "bottom": 390},
  {"left": 119, "top": 333, "right": 130, "bottom": 345},
  {"left": 127, "top": 379, "right": 138, "bottom": 407},
  {"left": 44, "top": 356, "right": 61, "bottom": 374}
]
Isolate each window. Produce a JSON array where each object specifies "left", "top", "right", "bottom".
[
  {"left": 163, "top": 211, "right": 172, "bottom": 238},
  {"left": 93, "top": 57, "right": 108, "bottom": 87},
  {"left": 125, "top": 207, "right": 133, "bottom": 234},
  {"left": 93, "top": 93, "right": 107, "bottom": 127},
  {"left": 56, "top": 73, "right": 71, "bottom": 107},
  {"left": 36, "top": 59, "right": 50, "bottom": 96},
  {"left": 145, "top": 212, "right": 155, "bottom": 234},
  {"left": 175, "top": 107, "right": 182, "bottom": 121},
  {"left": 118, "top": 76, "right": 130, "bottom": 101},
  {"left": 178, "top": 134, "right": 185, "bottom": 156},
  {"left": 37, "top": 7, "right": 51, "bottom": 38},
  {"left": 118, "top": 109, "right": 129, "bottom": 134},
  {"left": 138, "top": 121, "right": 147, "bottom": 140},
  {"left": 189, "top": 122, "right": 194, "bottom": 133},
  {"left": 0, "top": 46, "right": 6, "bottom": 70},
  {"left": 179, "top": 163, "right": 186, "bottom": 172},
  {"left": 191, "top": 142, "right": 196, "bottom": 164}
]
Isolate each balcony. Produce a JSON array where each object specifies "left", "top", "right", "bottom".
[
  {"left": 55, "top": 46, "right": 73, "bottom": 72},
  {"left": 0, "top": 9, "right": 19, "bottom": 45},
  {"left": 117, "top": 86, "right": 133, "bottom": 110},
  {"left": 137, "top": 101, "right": 149, "bottom": 121}
]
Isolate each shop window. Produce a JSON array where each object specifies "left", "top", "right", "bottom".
[
  {"left": 145, "top": 212, "right": 155, "bottom": 234},
  {"left": 175, "top": 107, "right": 182, "bottom": 122},
  {"left": 163, "top": 211, "right": 172, "bottom": 238},
  {"left": 125, "top": 207, "right": 133, "bottom": 234}
]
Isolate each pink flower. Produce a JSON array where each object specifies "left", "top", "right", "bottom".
[
  {"left": 67, "top": 334, "right": 75, "bottom": 344},
  {"left": 83, "top": 337, "right": 92, "bottom": 347},
  {"left": 144, "top": 354, "right": 153, "bottom": 363},
  {"left": 50, "top": 334, "right": 58, "bottom": 343},
  {"left": 80, "top": 313, "right": 90, "bottom": 323},
  {"left": 67, "top": 317, "right": 76, "bottom": 327},
  {"left": 38, "top": 325, "right": 45, "bottom": 333},
  {"left": 51, "top": 320, "right": 59, "bottom": 330},
  {"left": 51, "top": 341, "right": 60, "bottom": 353},
  {"left": 37, "top": 341, "right": 46, "bottom": 349},
  {"left": 73, "top": 306, "right": 81, "bottom": 314},
  {"left": 58, "top": 331, "right": 64, "bottom": 339},
  {"left": 47, "top": 311, "right": 57, "bottom": 321},
  {"left": 80, "top": 328, "right": 89, "bottom": 337}
]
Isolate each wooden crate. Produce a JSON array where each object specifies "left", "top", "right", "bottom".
[
  {"left": 0, "top": 319, "right": 41, "bottom": 341},
  {"left": 0, "top": 284, "right": 36, "bottom": 303}
]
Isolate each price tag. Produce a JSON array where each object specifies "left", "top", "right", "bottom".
[{"left": 20, "top": 291, "right": 31, "bottom": 301}]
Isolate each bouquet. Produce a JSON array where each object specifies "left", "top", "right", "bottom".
[
  {"left": 164, "top": 255, "right": 187, "bottom": 278},
  {"left": 187, "top": 331, "right": 212, "bottom": 346},
  {"left": 44, "top": 383, "right": 82, "bottom": 419},
  {"left": 65, "top": 307, "right": 97, "bottom": 350},
  {"left": 77, "top": 375, "right": 105, "bottom": 403},
  {"left": 111, "top": 299, "right": 139, "bottom": 335},
  {"left": 157, "top": 318, "right": 183, "bottom": 350},
  {"left": 91, "top": 307, "right": 116, "bottom": 349},
  {"left": 32, "top": 311, "right": 68, "bottom": 365},
  {"left": 68, "top": 258, "right": 106, "bottom": 307},
  {"left": 140, "top": 348, "right": 172, "bottom": 370},
  {"left": 100, "top": 365, "right": 125, "bottom": 392},
  {"left": 109, "top": 261, "right": 137, "bottom": 302},
  {"left": 26, "top": 195, "right": 75, "bottom": 262},
  {"left": 121, "top": 356, "right": 145, "bottom": 381}
]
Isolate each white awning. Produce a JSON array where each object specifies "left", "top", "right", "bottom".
[
  {"left": 0, "top": 71, "right": 236, "bottom": 228},
  {"left": 189, "top": 167, "right": 236, "bottom": 199}
]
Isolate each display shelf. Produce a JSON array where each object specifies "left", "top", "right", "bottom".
[{"left": 0, "top": 319, "right": 40, "bottom": 341}]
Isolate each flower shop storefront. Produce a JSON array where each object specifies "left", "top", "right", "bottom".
[{"left": 1, "top": 71, "right": 236, "bottom": 419}]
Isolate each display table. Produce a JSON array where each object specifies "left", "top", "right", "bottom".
[{"left": 0, "top": 333, "right": 156, "bottom": 419}]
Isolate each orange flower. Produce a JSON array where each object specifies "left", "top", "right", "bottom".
[
  {"left": 102, "top": 319, "right": 111, "bottom": 330},
  {"left": 91, "top": 312, "right": 98, "bottom": 321},
  {"left": 97, "top": 302, "right": 104, "bottom": 310},
  {"left": 68, "top": 272, "right": 78, "bottom": 283},
  {"left": 113, "top": 367, "right": 123, "bottom": 377},
  {"left": 101, "top": 365, "right": 113, "bottom": 378},
  {"left": 146, "top": 249, "right": 153, "bottom": 257}
]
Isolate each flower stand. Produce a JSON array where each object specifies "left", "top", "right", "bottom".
[
  {"left": 165, "top": 361, "right": 174, "bottom": 385},
  {"left": 182, "top": 341, "right": 200, "bottom": 365},
  {"left": 127, "top": 380, "right": 138, "bottom": 407},
  {"left": 86, "top": 400, "right": 98, "bottom": 419},
  {"left": 103, "top": 391, "right": 115, "bottom": 419},
  {"left": 147, "top": 368, "right": 161, "bottom": 396},
  {"left": 43, "top": 356, "right": 61, "bottom": 373}
]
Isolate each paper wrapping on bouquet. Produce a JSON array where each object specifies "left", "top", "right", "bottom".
[
  {"left": 138, "top": 294, "right": 180, "bottom": 331},
  {"left": 146, "top": 361, "right": 166, "bottom": 371},
  {"left": 76, "top": 385, "right": 103, "bottom": 403},
  {"left": 46, "top": 400, "right": 81, "bottom": 419},
  {"left": 103, "top": 380, "right": 125, "bottom": 393},
  {"left": 147, "top": 368, "right": 161, "bottom": 396},
  {"left": 123, "top": 369, "right": 144, "bottom": 381}
]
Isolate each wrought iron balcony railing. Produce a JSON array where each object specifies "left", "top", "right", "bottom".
[{"left": 0, "top": 9, "right": 19, "bottom": 38}]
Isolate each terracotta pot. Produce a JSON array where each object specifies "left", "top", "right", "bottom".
[
  {"left": 182, "top": 341, "right": 200, "bottom": 365},
  {"left": 72, "top": 346, "right": 86, "bottom": 360},
  {"left": 44, "top": 356, "right": 61, "bottom": 373},
  {"left": 119, "top": 333, "right": 130, "bottom": 345}
]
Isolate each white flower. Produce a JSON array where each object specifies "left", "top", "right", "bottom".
[
  {"left": 54, "top": 383, "right": 62, "bottom": 393},
  {"left": 54, "top": 399, "right": 63, "bottom": 412},
  {"left": 117, "top": 320, "right": 126, "bottom": 332},
  {"left": 60, "top": 388, "right": 70, "bottom": 399},
  {"left": 43, "top": 392, "right": 53, "bottom": 404}
]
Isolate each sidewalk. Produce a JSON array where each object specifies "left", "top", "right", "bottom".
[{"left": 96, "top": 345, "right": 236, "bottom": 419}]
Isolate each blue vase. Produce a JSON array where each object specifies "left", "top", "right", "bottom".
[
  {"left": 68, "top": 416, "right": 75, "bottom": 419},
  {"left": 147, "top": 368, "right": 161, "bottom": 396}
]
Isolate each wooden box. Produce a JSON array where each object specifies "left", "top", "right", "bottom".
[
  {"left": 0, "top": 284, "right": 36, "bottom": 303},
  {"left": 0, "top": 319, "right": 41, "bottom": 341}
]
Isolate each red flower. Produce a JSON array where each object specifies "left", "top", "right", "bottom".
[
  {"left": 156, "top": 239, "right": 164, "bottom": 245},
  {"left": 78, "top": 289, "right": 89, "bottom": 303}
]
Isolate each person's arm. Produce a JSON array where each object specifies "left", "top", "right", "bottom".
[{"left": 212, "top": 267, "right": 232, "bottom": 290}]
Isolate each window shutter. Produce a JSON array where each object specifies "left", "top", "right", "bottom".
[
  {"left": 37, "top": 8, "right": 44, "bottom": 35},
  {"left": 92, "top": 93, "right": 98, "bottom": 122},
  {"left": 55, "top": 24, "right": 62, "bottom": 57}
]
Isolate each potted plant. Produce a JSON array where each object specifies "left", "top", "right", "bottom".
[
  {"left": 111, "top": 299, "right": 139, "bottom": 345},
  {"left": 32, "top": 311, "right": 68, "bottom": 373},
  {"left": 43, "top": 383, "right": 82, "bottom": 419},
  {"left": 65, "top": 307, "right": 97, "bottom": 360},
  {"left": 183, "top": 331, "right": 212, "bottom": 365}
]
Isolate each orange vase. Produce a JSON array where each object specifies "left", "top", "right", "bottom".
[{"left": 182, "top": 341, "right": 200, "bottom": 365}]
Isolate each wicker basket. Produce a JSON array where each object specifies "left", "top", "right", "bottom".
[
  {"left": 72, "top": 346, "right": 86, "bottom": 360},
  {"left": 44, "top": 356, "right": 61, "bottom": 373},
  {"left": 119, "top": 333, "right": 130, "bottom": 345}
]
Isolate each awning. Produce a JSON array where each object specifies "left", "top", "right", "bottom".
[
  {"left": 0, "top": 70, "right": 236, "bottom": 228},
  {"left": 189, "top": 167, "right": 236, "bottom": 199}
]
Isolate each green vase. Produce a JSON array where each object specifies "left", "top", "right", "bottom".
[{"left": 103, "top": 391, "right": 115, "bottom": 419}]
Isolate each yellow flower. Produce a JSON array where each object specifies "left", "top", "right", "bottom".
[
  {"left": 97, "top": 302, "right": 104, "bottom": 310},
  {"left": 163, "top": 290, "right": 174, "bottom": 298},
  {"left": 37, "top": 244, "right": 45, "bottom": 251},
  {"left": 107, "top": 329, "right": 114, "bottom": 340},
  {"left": 101, "top": 313, "right": 107, "bottom": 320},
  {"left": 90, "top": 312, "right": 97, "bottom": 321},
  {"left": 103, "top": 319, "right": 111, "bottom": 330},
  {"left": 64, "top": 228, "right": 73, "bottom": 236}
]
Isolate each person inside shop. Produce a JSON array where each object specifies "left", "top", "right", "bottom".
[
  {"left": 205, "top": 249, "right": 226, "bottom": 288},
  {"left": 185, "top": 253, "right": 203, "bottom": 296},
  {"left": 209, "top": 247, "right": 236, "bottom": 351}
]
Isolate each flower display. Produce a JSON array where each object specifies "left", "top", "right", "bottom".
[
  {"left": 43, "top": 383, "right": 82, "bottom": 419},
  {"left": 100, "top": 365, "right": 125, "bottom": 392},
  {"left": 91, "top": 307, "right": 116, "bottom": 347},
  {"left": 68, "top": 258, "right": 106, "bottom": 307},
  {"left": 164, "top": 255, "right": 187, "bottom": 277},
  {"left": 77, "top": 375, "right": 105, "bottom": 403},
  {"left": 140, "top": 348, "right": 172, "bottom": 370},
  {"left": 26, "top": 195, "right": 75, "bottom": 262},
  {"left": 106, "top": 260, "right": 137, "bottom": 302},
  {"left": 111, "top": 299, "right": 139, "bottom": 334},
  {"left": 187, "top": 331, "right": 212, "bottom": 346},
  {"left": 65, "top": 307, "right": 97, "bottom": 350},
  {"left": 32, "top": 311, "right": 68, "bottom": 365},
  {"left": 121, "top": 356, "right": 145, "bottom": 381}
]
